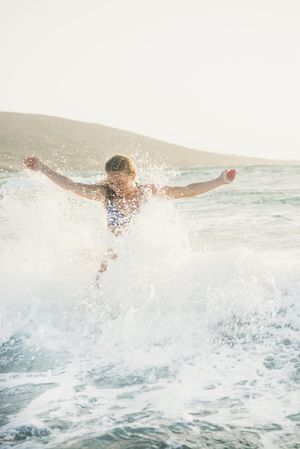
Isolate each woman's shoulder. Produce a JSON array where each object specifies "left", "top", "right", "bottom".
[
  {"left": 138, "top": 183, "right": 157, "bottom": 195},
  {"left": 92, "top": 181, "right": 113, "bottom": 202},
  {"left": 139, "top": 183, "right": 166, "bottom": 197}
]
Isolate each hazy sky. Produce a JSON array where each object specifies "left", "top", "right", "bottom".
[{"left": 1, "top": 0, "right": 300, "bottom": 160}]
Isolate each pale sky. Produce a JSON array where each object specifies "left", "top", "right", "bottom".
[{"left": 1, "top": 0, "right": 300, "bottom": 160}]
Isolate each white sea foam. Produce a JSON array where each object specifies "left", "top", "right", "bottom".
[{"left": 0, "top": 166, "right": 299, "bottom": 448}]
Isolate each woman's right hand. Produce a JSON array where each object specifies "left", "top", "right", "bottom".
[{"left": 24, "top": 156, "right": 43, "bottom": 171}]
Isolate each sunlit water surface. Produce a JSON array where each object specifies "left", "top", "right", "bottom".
[{"left": 0, "top": 165, "right": 299, "bottom": 448}]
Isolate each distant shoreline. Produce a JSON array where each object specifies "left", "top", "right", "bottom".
[{"left": 1, "top": 111, "right": 299, "bottom": 172}]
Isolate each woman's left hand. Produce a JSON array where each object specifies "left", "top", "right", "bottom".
[{"left": 220, "top": 169, "right": 237, "bottom": 184}]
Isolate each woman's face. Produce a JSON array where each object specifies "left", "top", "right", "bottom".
[{"left": 106, "top": 170, "right": 136, "bottom": 195}]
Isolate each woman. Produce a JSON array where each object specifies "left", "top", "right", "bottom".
[{"left": 24, "top": 155, "right": 236, "bottom": 275}]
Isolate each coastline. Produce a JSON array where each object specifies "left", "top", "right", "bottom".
[{"left": 1, "top": 111, "right": 299, "bottom": 172}]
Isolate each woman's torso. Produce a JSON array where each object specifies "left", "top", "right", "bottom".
[{"left": 104, "top": 183, "right": 148, "bottom": 234}]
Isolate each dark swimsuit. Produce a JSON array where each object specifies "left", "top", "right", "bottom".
[
  {"left": 105, "top": 184, "right": 143, "bottom": 234},
  {"left": 96, "top": 184, "right": 144, "bottom": 280},
  {"left": 106, "top": 200, "right": 131, "bottom": 229}
]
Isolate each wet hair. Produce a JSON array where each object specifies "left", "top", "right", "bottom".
[
  {"left": 105, "top": 155, "right": 136, "bottom": 175},
  {"left": 98, "top": 155, "right": 136, "bottom": 203}
]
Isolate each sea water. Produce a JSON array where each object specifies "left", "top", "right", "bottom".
[{"left": 0, "top": 165, "right": 299, "bottom": 449}]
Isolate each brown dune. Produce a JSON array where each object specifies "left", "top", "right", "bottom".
[{"left": 0, "top": 111, "right": 298, "bottom": 172}]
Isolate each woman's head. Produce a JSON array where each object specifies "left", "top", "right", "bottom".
[
  {"left": 105, "top": 155, "right": 136, "bottom": 195},
  {"left": 105, "top": 155, "right": 136, "bottom": 175}
]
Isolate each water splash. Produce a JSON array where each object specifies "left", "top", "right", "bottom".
[{"left": 0, "top": 167, "right": 299, "bottom": 448}]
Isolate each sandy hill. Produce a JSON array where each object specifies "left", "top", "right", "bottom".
[{"left": 0, "top": 111, "right": 297, "bottom": 172}]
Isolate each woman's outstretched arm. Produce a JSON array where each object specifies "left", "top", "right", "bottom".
[
  {"left": 150, "top": 169, "right": 236, "bottom": 199},
  {"left": 24, "top": 156, "right": 105, "bottom": 201}
]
